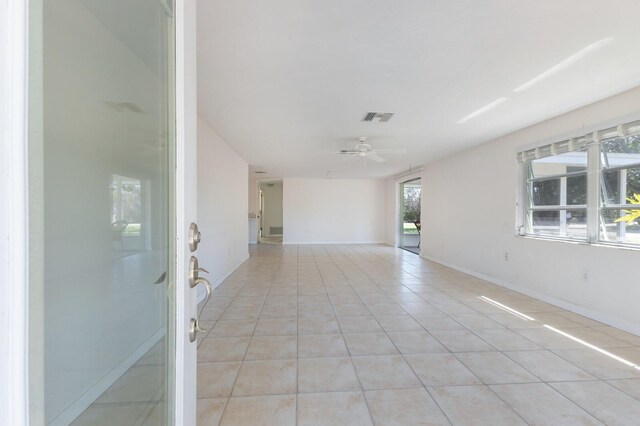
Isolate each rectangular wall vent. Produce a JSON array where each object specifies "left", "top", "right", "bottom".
[{"left": 362, "top": 112, "right": 394, "bottom": 122}]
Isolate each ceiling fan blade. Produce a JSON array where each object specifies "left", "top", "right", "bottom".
[
  {"left": 367, "top": 153, "right": 387, "bottom": 163},
  {"left": 339, "top": 154, "right": 357, "bottom": 162},
  {"left": 374, "top": 148, "right": 407, "bottom": 154}
]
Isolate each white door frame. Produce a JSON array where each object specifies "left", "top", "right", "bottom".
[
  {"left": 175, "top": 0, "right": 198, "bottom": 424},
  {"left": 0, "top": 0, "right": 198, "bottom": 424},
  {"left": 0, "top": 0, "right": 30, "bottom": 424}
]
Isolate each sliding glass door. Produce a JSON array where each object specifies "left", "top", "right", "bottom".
[{"left": 399, "top": 178, "right": 422, "bottom": 254}]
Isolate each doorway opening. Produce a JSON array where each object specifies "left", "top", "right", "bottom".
[
  {"left": 259, "top": 180, "right": 283, "bottom": 244},
  {"left": 399, "top": 178, "right": 422, "bottom": 254}
]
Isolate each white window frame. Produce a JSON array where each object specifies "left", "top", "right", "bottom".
[{"left": 516, "top": 113, "right": 640, "bottom": 250}]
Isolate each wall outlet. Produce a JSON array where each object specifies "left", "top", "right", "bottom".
[{"left": 504, "top": 252, "right": 509, "bottom": 261}]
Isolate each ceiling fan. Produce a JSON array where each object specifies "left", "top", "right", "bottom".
[{"left": 335, "top": 137, "right": 407, "bottom": 163}]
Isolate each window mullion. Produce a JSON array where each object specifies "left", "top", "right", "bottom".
[{"left": 586, "top": 141, "right": 601, "bottom": 243}]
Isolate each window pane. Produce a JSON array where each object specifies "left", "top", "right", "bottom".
[
  {"left": 531, "top": 179, "right": 560, "bottom": 206},
  {"left": 527, "top": 209, "right": 587, "bottom": 239},
  {"left": 602, "top": 135, "right": 640, "bottom": 169},
  {"left": 567, "top": 174, "right": 587, "bottom": 205},
  {"left": 600, "top": 209, "right": 640, "bottom": 245},
  {"left": 530, "top": 151, "right": 587, "bottom": 178}
]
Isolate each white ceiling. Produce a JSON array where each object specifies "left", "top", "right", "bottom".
[{"left": 197, "top": 0, "right": 640, "bottom": 179}]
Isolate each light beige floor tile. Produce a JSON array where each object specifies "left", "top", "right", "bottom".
[
  {"left": 514, "top": 328, "right": 585, "bottom": 350},
  {"left": 220, "top": 305, "right": 261, "bottom": 320},
  {"left": 388, "top": 331, "right": 448, "bottom": 354},
  {"left": 491, "top": 383, "right": 602, "bottom": 425},
  {"left": 400, "top": 302, "right": 442, "bottom": 316},
  {"left": 198, "top": 337, "right": 250, "bottom": 363},
  {"left": 486, "top": 313, "right": 543, "bottom": 329},
  {"left": 352, "top": 355, "right": 421, "bottom": 390},
  {"left": 471, "top": 328, "right": 541, "bottom": 351},
  {"left": 232, "top": 359, "right": 297, "bottom": 396},
  {"left": 452, "top": 313, "right": 505, "bottom": 331},
  {"left": 455, "top": 351, "right": 539, "bottom": 384},
  {"left": 253, "top": 318, "right": 297, "bottom": 336},
  {"left": 232, "top": 296, "right": 266, "bottom": 307},
  {"left": 368, "top": 303, "right": 408, "bottom": 316},
  {"left": 297, "top": 391, "right": 373, "bottom": 426},
  {"left": 337, "top": 316, "right": 383, "bottom": 334},
  {"left": 607, "top": 378, "right": 640, "bottom": 401},
  {"left": 364, "top": 388, "right": 450, "bottom": 426},
  {"left": 592, "top": 327, "right": 640, "bottom": 346},
  {"left": 375, "top": 315, "right": 424, "bottom": 332},
  {"left": 414, "top": 315, "right": 466, "bottom": 331},
  {"left": 259, "top": 306, "right": 297, "bottom": 319},
  {"left": 220, "top": 395, "right": 296, "bottom": 426},
  {"left": 298, "top": 317, "right": 340, "bottom": 335},
  {"left": 333, "top": 303, "right": 372, "bottom": 317},
  {"left": 200, "top": 308, "right": 224, "bottom": 321},
  {"left": 197, "top": 362, "right": 241, "bottom": 398},
  {"left": 298, "top": 334, "right": 348, "bottom": 358},
  {"left": 611, "top": 347, "right": 640, "bottom": 364},
  {"left": 429, "top": 330, "right": 495, "bottom": 352},
  {"left": 503, "top": 350, "right": 595, "bottom": 382},
  {"left": 244, "top": 335, "right": 297, "bottom": 360},
  {"left": 208, "top": 320, "right": 256, "bottom": 337},
  {"left": 298, "top": 357, "right": 360, "bottom": 393},
  {"left": 343, "top": 333, "right": 398, "bottom": 356},
  {"left": 197, "top": 398, "right": 227, "bottom": 426},
  {"left": 429, "top": 385, "right": 526, "bottom": 425},
  {"left": 405, "top": 353, "right": 481, "bottom": 386},
  {"left": 553, "top": 348, "right": 640, "bottom": 380},
  {"left": 551, "top": 380, "right": 640, "bottom": 425},
  {"left": 298, "top": 303, "right": 335, "bottom": 318}
]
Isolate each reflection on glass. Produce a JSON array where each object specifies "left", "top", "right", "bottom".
[
  {"left": 530, "top": 210, "right": 587, "bottom": 239},
  {"left": 34, "top": 0, "right": 175, "bottom": 424},
  {"left": 600, "top": 136, "right": 640, "bottom": 245},
  {"left": 111, "top": 175, "right": 144, "bottom": 251}
]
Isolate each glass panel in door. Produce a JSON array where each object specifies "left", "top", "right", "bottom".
[
  {"left": 400, "top": 178, "right": 422, "bottom": 254},
  {"left": 29, "top": 0, "right": 175, "bottom": 424}
]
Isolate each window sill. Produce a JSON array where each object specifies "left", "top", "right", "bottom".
[{"left": 516, "top": 234, "right": 640, "bottom": 252}]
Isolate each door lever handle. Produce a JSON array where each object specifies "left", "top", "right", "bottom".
[
  {"left": 188, "top": 256, "right": 208, "bottom": 288},
  {"left": 189, "top": 277, "right": 212, "bottom": 342}
]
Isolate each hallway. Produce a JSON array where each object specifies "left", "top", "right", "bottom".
[{"left": 196, "top": 244, "right": 640, "bottom": 425}]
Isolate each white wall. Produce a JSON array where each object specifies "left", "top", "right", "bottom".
[
  {"left": 283, "top": 178, "right": 386, "bottom": 244},
  {"left": 260, "top": 181, "right": 283, "bottom": 236},
  {"left": 421, "top": 86, "right": 640, "bottom": 335},
  {"left": 248, "top": 177, "right": 259, "bottom": 216},
  {"left": 197, "top": 117, "right": 249, "bottom": 290}
]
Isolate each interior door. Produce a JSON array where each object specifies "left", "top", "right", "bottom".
[{"left": 28, "top": 0, "right": 180, "bottom": 424}]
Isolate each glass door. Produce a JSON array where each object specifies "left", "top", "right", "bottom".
[
  {"left": 399, "top": 178, "right": 422, "bottom": 254},
  {"left": 29, "top": 0, "right": 176, "bottom": 424}
]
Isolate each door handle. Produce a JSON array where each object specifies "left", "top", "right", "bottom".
[{"left": 189, "top": 276, "right": 212, "bottom": 342}]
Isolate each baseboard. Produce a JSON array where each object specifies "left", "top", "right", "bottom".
[
  {"left": 282, "top": 240, "right": 386, "bottom": 245},
  {"left": 197, "top": 253, "right": 250, "bottom": 302},
  {"left": 50, "top": 328, "right": 165, "bottom": 426},
  {"left": 420, "top": 253, "right": 640, "bottom": 338}
]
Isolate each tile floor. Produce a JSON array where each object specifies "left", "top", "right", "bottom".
[{"left": 196, "top": 244, "right": 640, "bottom": 425}]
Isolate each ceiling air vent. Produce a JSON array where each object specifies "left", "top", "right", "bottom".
[{"left": 362, "top": 112, "right": 394, "bottom": 122}]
